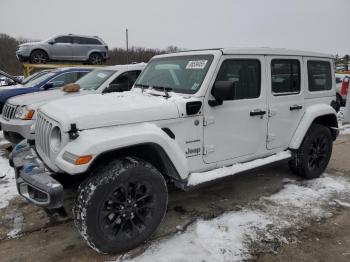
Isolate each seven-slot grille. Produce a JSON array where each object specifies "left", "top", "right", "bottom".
[
  {"left": 2, "top": 103, "right": 19, "bottom": 120},
  {"left": 36, "top": 112, "right": 54, "bottom": 158}
]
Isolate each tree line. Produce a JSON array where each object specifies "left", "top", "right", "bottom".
[{"left": 0, "top": 33, "right": 182, "bottom": 75}]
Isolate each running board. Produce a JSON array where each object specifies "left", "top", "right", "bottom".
[{"left": 187, "top": 151, "right": 292, "bottom": 187}]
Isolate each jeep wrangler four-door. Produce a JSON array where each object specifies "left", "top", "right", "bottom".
[{"left": 10, "top": 48, "right": 339, "bottom": 254}]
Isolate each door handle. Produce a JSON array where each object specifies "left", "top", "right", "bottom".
[
  {"left": 290, "top": 104, "right": 303, "bottom": 111},
  {"left": 250, "top": 109, "right": 266, "bottom": 116}
]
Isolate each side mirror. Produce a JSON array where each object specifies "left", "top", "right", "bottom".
[
  {"left": 103, "top": 83, "right": 129, "bottom": 93},
  {"left": 209, "top": 81, "right": 235, "bottom": 106},
  {"left": 43, "top": 83, "right": 54, "bottom": 90},
  {"left": 48, "top": 40, "right": 55, "bottom": 45}
]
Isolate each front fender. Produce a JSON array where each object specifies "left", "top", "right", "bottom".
[
  {"left": 55, "top": 123, "right": 189, "bottom": 179},
  {"left": 289, "top": 104, "right": 337, "bottom": 149}
]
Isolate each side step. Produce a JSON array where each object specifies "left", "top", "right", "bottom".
[{"left": 187, "top": 151, "right": 292, "bottom": 186}]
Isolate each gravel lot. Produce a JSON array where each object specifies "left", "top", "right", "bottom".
[{"left": 0, "top": 133, "right": 350, "bottom": 262}]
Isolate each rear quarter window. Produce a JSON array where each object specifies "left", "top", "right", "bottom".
[{"left": 307, "top": 61, "right": 332, "bottom": 91}]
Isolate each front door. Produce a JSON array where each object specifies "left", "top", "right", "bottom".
[
  {"left": 267, "top": 56, "right": 305, "bottom": 149},
  {"left": 49, "top": 36, "right": 73, "bottom": 60},
  {"left": 203, "top": 56, "right": 268, "bottom": 164}
]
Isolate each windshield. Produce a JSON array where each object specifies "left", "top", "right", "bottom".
[
  {"left": 135, "top": 55, "right": 213, "bottom": 94},
  {"left": 76, "top": 69, "right": 116, "bottom": 90},
  {"left": 22, "top": 72, "right": 55, "bottom": 87},
  {"left": 22, "top": 71, "right": 49, "bottom": 85}
]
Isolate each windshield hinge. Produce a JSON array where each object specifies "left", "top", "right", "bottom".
[
  {"left": 68, "top": 123, "right": 79, "bottom": 140},
  {"left": 203, "top": 117, "right": 215, "bottom": 126}
]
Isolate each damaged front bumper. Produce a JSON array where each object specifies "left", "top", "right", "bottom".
[{"left": 10, "top": 141, "right": 63, "bottom": 209}]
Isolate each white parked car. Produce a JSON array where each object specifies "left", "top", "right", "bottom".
[
  {"left": 11, "top": 48, "right": 338, "bottom": 254},
  {"left": 1, "top": 63, "right": 146, "bottom": 144}
]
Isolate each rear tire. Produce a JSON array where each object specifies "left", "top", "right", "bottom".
[
  {"left": 88, "top": 53, "right": 103, "bottom": 65},
  {"left": 73, "top": 157, "right": 168, "bottom": 254},
  {"left": 288, "top": 124, "right": 333, "bottom": 179},
  {"left": 29, "top": 50, "right": 48, "bottom": 64}
]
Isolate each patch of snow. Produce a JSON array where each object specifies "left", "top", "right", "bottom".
[
  {"left": 187, "top": 151, "right": 291, "bottom": 186},
  {"left": 6, "top": 211, "right": 24, "bottom": 239},
  {"left": 0, "top": 131, "right": 11, "bottom": 147},
  {"left": 0, "top": 149, "right": 17, "bottom": 209},
  {"left": 123, "top": 174, "right": 350, "bottom": 262},
  {"left": 334, "top": 199, "right": 350, "bottom": 208}
]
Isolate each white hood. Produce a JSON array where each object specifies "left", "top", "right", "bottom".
[{"left": 39, "top": 89, "right": 181, "bottom": 131}]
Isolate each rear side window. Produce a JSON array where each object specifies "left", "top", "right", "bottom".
[
  {"left": 48, "top": 72, "right": 79, "bottom": 87},
  {"left": 308, "top": 61, "right": 332, "bottom": 91},
  {"left": 215, "top": 59, "right": 261, "bottom": 100},
  {"left": 271, "top": 59, "right": 300, "bottom": 95},
  {"left": 73, "top": 37, "right": 101, "bottom": 45}
]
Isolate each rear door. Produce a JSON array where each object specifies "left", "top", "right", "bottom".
[
  {"left": 267, "top": 56, "right": 305, "bottom": 149},
  {"left": 72, "top": 37, "right": 90, "bottom": 60}
]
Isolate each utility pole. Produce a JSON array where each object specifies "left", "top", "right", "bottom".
[{"left": 126, "top": 28, "right": 129, "bottom": 64}]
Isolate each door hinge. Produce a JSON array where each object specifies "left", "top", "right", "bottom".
[
  {"left": 268, "top": 109, "right": 277, "bottom": 117},
  {"left": 203, "top": 117, "right": 215, "bottom": 126},
  {"left": 203, "top": 145, "right": 215, "bottom": 155},
  {"left": 267, "top": 133, "right": 276, "bottom": 142}
]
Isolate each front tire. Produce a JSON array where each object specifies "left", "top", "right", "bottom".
[
  {"left": 289, "top": 124, "right": 333, "bottom": 179},
  {"left": 73, "top": 157, "right": 168, "bottom": 254},
  {"left": 29, "top": 50, "right": 48, "bottom": 64}
]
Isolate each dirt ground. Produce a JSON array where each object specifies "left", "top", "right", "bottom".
[{"left": 0, "top": 135, "right": 350, "bottom": 262}]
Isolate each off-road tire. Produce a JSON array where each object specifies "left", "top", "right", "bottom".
[
  {"left": 73, "top": 157, "right": 168, "bottom": 254},
  {"left": 288, "top": 124, "right": 333, "bottom": 179},
  {"left": 29, "top": 50, "right": 48, "bottom": 64},
  {"left": 88, "top": 53, "right": 103, "bottom": 65}
]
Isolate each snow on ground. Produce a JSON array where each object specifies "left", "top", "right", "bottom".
[
  {"left": 337, "top": 107, "right": 350, "bottom": 135},
  {"left": 123, "top": 174, "right": 350, "bottom": 262},
  {"left": 0, "top": 148, "right": 16, "bottom": 209}
]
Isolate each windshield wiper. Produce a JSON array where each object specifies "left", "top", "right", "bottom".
[{"left": 152, "top": 86, "right": 172, "bottom": 98}]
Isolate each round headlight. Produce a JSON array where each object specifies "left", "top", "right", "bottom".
[{"left": 50, "top": 126, "right": 62, "bottom": 152}]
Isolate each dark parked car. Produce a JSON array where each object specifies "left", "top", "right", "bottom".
[{"left": 0, "top": 67, "right": 93, "bottom": 113}]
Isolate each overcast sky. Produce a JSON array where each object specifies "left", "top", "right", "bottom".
[{"left": 1, "top": 0, "right": 349, "bottom": 55}]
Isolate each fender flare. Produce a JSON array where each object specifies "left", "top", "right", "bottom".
[
  {"left": 55, "top": 123, "right": 189, "bottom": 179},
  {"left": 289, "top": 104, "right": 337, "bottom": 149}
]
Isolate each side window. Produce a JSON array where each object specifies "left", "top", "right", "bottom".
[
  {"left": 77, "top": 71, "right": 89, "bottom": 79},
  {"left": 85, "top": 38, "right": 102, "bottom": 45},
  {"left": 48, "top": 72, "right": 78, "bottom": 87},
  {"left": 307, "top": 61, "right": 332, "bottom": 91},
  {"left": 215, "top": 59, "right": 260, "bottom": 100},
  {"left": 127, "top": 70, "right": 142, "bottom": 87},
  {"left": 54, "top": 36, "right": 71, "bottom": 44},
  {"left": 111, "top": 71, "right": 141, "bottom": 88},
  {"left": 271, "top": 59, "right": 300, "bottom": 95}
]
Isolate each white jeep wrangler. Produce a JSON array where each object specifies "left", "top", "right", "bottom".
[{"left": 11, "top": 48, "right": 339, "bottom": 254}]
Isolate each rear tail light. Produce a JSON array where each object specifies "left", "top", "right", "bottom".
[{"left": 341, "top": 78, "right": 349, "bottom": 96}]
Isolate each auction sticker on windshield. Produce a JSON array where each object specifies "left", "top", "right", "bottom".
[{"left": 186, "top": 60, "right": 208, "bottom": 69}]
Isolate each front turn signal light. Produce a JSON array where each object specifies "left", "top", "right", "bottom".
[
  {"left": 24, "top": 110, "right": 35, "bottom": 120},
  {"left": 75, "top": 155, "right": 93, "bottom": 165}
]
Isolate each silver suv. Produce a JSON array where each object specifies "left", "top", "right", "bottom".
[{"left": 16, "top": 34, "right": 109, "bottom": 65}]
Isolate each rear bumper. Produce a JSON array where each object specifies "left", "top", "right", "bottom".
[{"left": 10, "top": 142, "right": 63, "bottom": 209}]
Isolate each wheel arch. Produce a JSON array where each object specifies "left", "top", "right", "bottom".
[
  {"left": 30, "top": 48, "right": 50, "bottom": 59},
  {"left": 289, "top": 104, "right": 338, "bottom": 149},
  {"left": 89, "top": 143, "right": 183, "bottom": 182}
]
